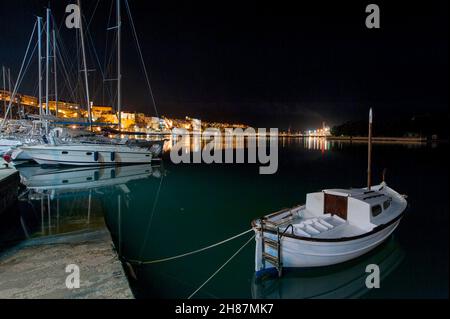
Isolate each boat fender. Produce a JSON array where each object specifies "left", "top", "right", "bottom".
[
  {"left": 2, "top": 153, "right": 11, "bottom": 163},
  {"left": 110, "top": 151, "right": 115, "bottom": 161},
  {"left": 94, "top": 171, "right": 99, "bottom": 181},
  {"left": 94, "top": 151, "right": 99, "bottom": 162},
  {"left": 111, "top": 169, "right": 116, "bottom": 179}
]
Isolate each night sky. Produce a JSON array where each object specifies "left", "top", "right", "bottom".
[{"left": 0, "top": 0, "right": 448, "bottom": 130}]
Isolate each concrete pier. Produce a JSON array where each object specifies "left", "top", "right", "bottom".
[{"left": 0, "top": 228, "right": 133, "bottom": 299}]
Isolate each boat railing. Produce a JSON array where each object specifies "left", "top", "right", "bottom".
[{"left": 280, "top": 224, "right": 294, "bottom": 238}]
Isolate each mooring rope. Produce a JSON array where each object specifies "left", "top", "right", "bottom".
[
  {"left": 188, "top": 234, "right": 256, "bottom": 299},
  {"left": 126, "top": 228, "right": 254, "bottom": 265}
]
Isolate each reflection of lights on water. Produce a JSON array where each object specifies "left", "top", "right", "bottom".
[
  {"left": 304, "top": 137, "right": 330, "bottom": 152},
  {"left": 163, "top": 135, "right": 276, "bottom": 154}
]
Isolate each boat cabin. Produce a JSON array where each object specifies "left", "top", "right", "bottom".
[{"left": 305, "top": 186, "right": 394, "bottom": 231}]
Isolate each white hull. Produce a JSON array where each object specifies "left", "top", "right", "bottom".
[
  {"left": 11, "top": 148, "right": 34, "bottom": 161},
  {"left": 254, "top": 218, "right": 401, "bottom": 270},
  {"left": 22, "top": 144, "right": 153, "bottom": 166}
]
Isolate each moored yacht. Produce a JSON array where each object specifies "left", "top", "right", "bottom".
[{"left": 21, "top": 142, "right": 156, "bottom": 166}]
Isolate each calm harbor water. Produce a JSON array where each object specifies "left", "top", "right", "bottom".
[{"left": 1, "top": 137, "right": 448, "bottom": 298}]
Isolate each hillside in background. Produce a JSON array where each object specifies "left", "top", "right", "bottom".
[{"left": 331, "top": 113, "right": 449, "bottom": 139}]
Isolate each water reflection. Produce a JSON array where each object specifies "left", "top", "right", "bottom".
[
  {"left": 163, "top": 135, "right": 344, "bottom": 155},
  {"left": 252, "top": 237, "right": 404, "bottom": 299},
  {"left": 19, "top": 164, "right": 162, "bottom": 197},
  {"left": 10, "top": 164, "right": 163, "bottom": 240},
  {"left": 162, "top": 135, "right": 428, "bottom": 157},
  {"left": 304, "top": 137, "right": 331, "bottom": 152},
  {"left": 164, "top": 134, "right": 257, "bottom": 152}
]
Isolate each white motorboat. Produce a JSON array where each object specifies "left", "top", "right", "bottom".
[
  {"left": 252, "top": 108, "right": 407, "bottom": 275},
  {"left": 20, "top": 142, "right": 155, "bottom": 166}
]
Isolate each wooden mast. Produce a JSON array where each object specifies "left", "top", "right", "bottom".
[{"left": 367, "top": 108, "right": 373, "bottom": 190}]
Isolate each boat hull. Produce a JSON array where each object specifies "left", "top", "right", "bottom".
[
  {"left": 254, "top": 218, "right": 402, "bottom": 270},
  {"left": 11, "top": 148, "right": 34, "bottom": 161},
  {"left": 22, "top": 145, "right": 153, "bottom": 166}
]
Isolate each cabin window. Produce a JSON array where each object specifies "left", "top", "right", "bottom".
[
  {"left": 62, "top": 151, "right": 68, "bottom": 154},
  {"left": 383, "top": 199, "right": 392, "bottom": 210},
  {"left": 86, "top": 152, "right": 93, "bottom": 155},
  {"left": 372, "top": 205, "right": 383, "bottom": 217}
]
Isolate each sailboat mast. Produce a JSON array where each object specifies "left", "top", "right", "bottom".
[
  {"left": 2, "top": 66, "right": 6, "bottom": 117},
  {"left": 7, "top": 68, "right": 11, "bottom": 119},
  {"left": 53, "top": 29, "right": 58, "bottom": 117},
  {"left": 117, "top": 0, "right": 122, "bottom": 131},
  {"left": 77, "top": 0, "right": 92, "bottom": 131},
  {"left": 46, "top": 8, "right": 50, "bottom": 116},
  {"left": 37, "top": 16, "right": 43, "bottom": 118},
  {"left": 367, "top": 108, "right": 373, "bottom": 190}
]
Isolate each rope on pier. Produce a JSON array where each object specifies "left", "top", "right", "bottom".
[
  {"left": 188, "top": 234, "right": 256, "bottom": 299},
  {"left": 126, "top": 228, "right": 254, "bottom": 265}
]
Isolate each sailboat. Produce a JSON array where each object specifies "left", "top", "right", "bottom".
[
  {"left": 19, "top": 0, "right": 163, "bottom": 166},
  {"left": 252, "top": 109, "right": 407, "bottom": 276}
]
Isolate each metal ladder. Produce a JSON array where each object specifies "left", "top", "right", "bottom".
[{"left": 260, "top": 220, "right": 293, "bottom": 277}]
